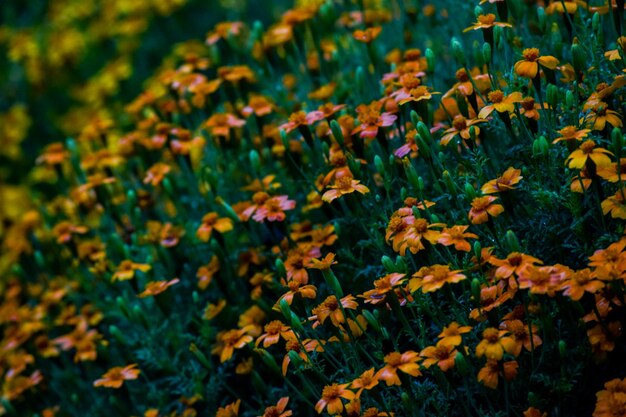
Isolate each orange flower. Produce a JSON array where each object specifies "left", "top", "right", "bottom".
[
  {"left": 322, "top": 173, "right": 370, "bottom": 203},
  {"left": 196, "top": 212, "right": 234, "bottom": 241},
  {"left": 499, "top": 319, "right": 542, "bottom": 357},
  {"left": 438, "top": 225, "right": 478, "bottom": 252},
  {"left": 197, "top": 256, "right": 220, "bottom": 290},
  {"left": 475, "top": 327, "right": 516, "bottom": 360},
  {"left": 376, "top": 351, "right": 422, "bottom": 386},
  {"left": 566, "top": 140, "right": 613, "bottom": 169},
  {"left": 112, "top": 260, "right": 151, "bottom": 281},
  {"left": 598, "top": 158, "right": 626, "bottom": 182},
  {"left": 244, "top": 194, "right": 296, "bottom": 222},
  {"left": 394, "top": 85, "right": 440, "bottom": 106},
  {"left": 259, "top": 397, "right": 292, "bottom": 417},
  {"left": 203, "top": 299, "right": 227, "bottom": 320},
  {"left": 143, "top": 162, "right": 171, "bottom": 186},
  {"left": 517, "top": 265, "right": 567, "bottom": 296},
  {"left": 439, "top": 115, "right": 486, "bottom": 146},
  {"left": 468, "top": 196, "right": 504, "bottom": 224},
  {"left": 514, "top": 48, "right": 559, "bottom": 79},
  {"left": 560, "top": 268, "right": 605, "bottom": 300},
  {"left": 307, "top": 252, "right": 338, "bottom": 270},
  {"left": 552, "top": 125, "right": 591, "bottom": 144},
  {"left": 489, "top": 252, "right": 543, "bottom": 281},
  {"left": 463, "top": 13, "right": 512, "bottom": 31},
  {"left": 583, "top": 102, "right": 623, "bottom": 131},
  {"left": 93, "top": 364, "right": 140, "bottom": 388},
  {"left": 281, "top": 338, "right": 323, "bottom": 375},
  {"left": 602, "top": 191, "right": 626, "bottom": 219},
  {"left": 350, "top": 368, "right": 379, "bottom": 397},
  {"left": 52, "top": 221, "right": 88, "bottom": 244},
  {"left": 138, "top": 278, "right": 180, "bottom": 298},
  {"left": 279, "top": 110, "right": 324, "bottom": 133},
  {"left": 523, "top": 407, "right": 547, "bottom": 417},
  {"left": 353, "top": 100, "right": 397, "bottom": 139},
  {"left": 593, "top": 378, "right": 626, "bottom": 417},
  {"left": 205, "top": 113, "right": 246, "bottom": 137},
  {"left": 478, "top": 90, "right": 523, "bottom": 119},
  {"left": 477, "top": 359, "right": 518, "bottom": 389},
  {"left": 520, "top": 97, "right": 542, "bottom": 120},
  {"left": 353, "top": 26, "right": 382, "bottom": 43},
  {"left": 315, "top": 383, "right": 356, "bottom": 414},
  {"left": 310, "top": 295, "right": 358, "bottom": 326},
  {"left": 255, "top": 321, "right": 296, "bottom": 348},
  {"left": 413, "top": 264, "right": 466, "bottom": 293},
  {"left": 216, "top": 399, "right": 241, "bottom": 417},
  {"left": 359, "top": 273, "right": 406, "bottom": 304},
  {"left": 420, "top": 343, "right": 457, "bottom": 372},
  {"left": 212, "top": 327, "right": 254, "bottom": 362},
  {"left": 437, "top": 322, "right": 473, "bottom": 347},
  {"left": 36, "top": 142, "right": 69, "bottom": 166},
  {"left": 481, "top": 167, "right": 523, "bottom": 194},
  {"left": 276, "top": 279, "right": 317, "bottom": 305},
  {"left": 242, "top": 95, "right": 273, "bottom": 117},
  {"left": 545, "top": 0, "right": 579, "bottom": 14}
]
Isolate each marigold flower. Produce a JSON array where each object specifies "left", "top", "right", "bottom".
[
  {"left": 138, "top": 278, "right": 180, "bottom": 298},
  {"left": 438, "top": 322, "right": 473, "bottom": 347},
  {"left": 353, "top": 26, "right": 382, "bottom": 43},
  {"left": 353, "top": 100, "right": 397, "bottom": 139},
  {"left": 36, "top": 142, "right": 69, "bottom": 166},
  {"left": 489, "top": 252, "right": 543, "bottom": 281},
  {"left": 196, "top": 212, "right": 234, "bottom": 241},
  {"left": 216, "top": 399, "right": 241, "bottom": 417},
  {"left": 481, "top": 167, "right": 523, "bottom": 194},
  {"left": 143, "top": 162, "right": 172, "bottom": 186},
  {"left": 203, "top": 299, "right": 227, "bottom": 320},
  {"left": 112, "top": 260, "right": 151, "bottom": 281},
  {"left": 478, "top": 90, "right": 523, "bottom": 119},
  {"left": 545, "top": 0, "right": 579, "bottom": 14},
  {"left": 567, "top": 140, "right": 613, "bottom": 169},
  {"left": 311, "top": 294, "right": 359, "bottom": 326},
  {"left": 276, "top": 279, "right": 317, "bottom": 306},
  {"left": 602, "top": 192, "right": 626, "bottom": 219},
  {"left": 350, "top": 368, "right": 379, "bottom": 397},
  {"left": 499, "top": 319, "right": 542, "bottom": 356},
  {"left": 255, "top": 320, "right": 296, "bottom": 348},
  {"left": 197, "top": 256, "right": 220, "bottom": 290},
  {"left": 523, "top": 407, "right": 547, "bottom": 417},
  {"left": 477, "top": 359, "right": 518, "bottom": 389},
  {"left": 440, "top": 115, "right": 486, "bottom": 146},
  {"left": 560, "top": 268, "right": 605, "bottom": 300},
  {"left": 315, "top": 383, "right": 356, "bottom": 414},
  {"left": 206, "top": 113, "right": 246, "bottom": 138},
  {"left": 307, "top": 252, "right": 338, "bottom": 270},
  {"left": 259, "top": 397, "right": 292, "bottom": 417},
  {"left": 582, "top": 102, "right": 623, "bottom": 131},
  {"left": 415, "top": 264, "right": 466, "bottom": 293},
  {"left": 476, "top": 327, "right": 516, "bottom": 360},
  {"left": 359, "top": 273, "right": 406, "bottom": 304},
  {"left": 593, "top": 377, "right": 626, "bottom": 417},
  {"left": 376, "top": 351, "right": 422, "bottom": 386},
  {"left": 468, "top": 196, "right": 504, "bottom": 224},
  {"left": 514, "top": 48, "right": 559, "bottom": 79},
  {"left": 438, "top": 225, "right": 478, "bottom": 252},
  {"left": 552, "top": 125, "right": 591, "bottom": 144},
  {"left": 517, "top": 265, "right": 567, "bottom": 296},
  {"left": 463, "top": 13, "right": 512, "bottom": 31},
  {"left": 93, "top": 364, "right": 140, "bottom": 388},
  {"left": 322, "top": 173, "right": 370, "bottom": 203},
  {"left": 420, "top": 343, "right": 457, "bottom": 372},
  {"left": 212, "top": 327, "right": 254, "bottom": 362}
]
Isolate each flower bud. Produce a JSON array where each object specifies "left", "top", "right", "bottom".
[
  {"left": 190, "top": 343, "right": 213, "bottom": 369},
  {"left": 473, "top": 41, "right": 485, "bottom": 68},
  {"left": 592, "top": 12, "right": 601, "bottom": 33},
  {"left": 290, "top": 312, "right": 305, "bottom": 333},
  {"left": 382, "top": 255, "right": 396, "bottom": 272},
  {"left": 464, "top": 183, "right": 476, "bottom": 200},
  {"left": 109, "top": 325, "right": 125, "bottom": 344},
  {"left": 559, "top": 340, "right": 567, "bottom": 358},
  {"left": 537, "top": 7, "right": 546, "bottom": 32},
  {"left": 404, "top": 158, "right": 422, "bottom": 190},
  {"left": 356, "top": 66, "right": 365, "bottom": 92},
  {"left": 256, "top": 348, "right": 281, "bottom": 375},
  {"left": 443, "top": 170, "right": 457, "bottom": 196},
  {"left": 410, "top": 110, "right": 420, "bottom": 127},
  {"left": 565, "top": 90, "right": 575, "bottom": 108},
  {"left": 471, "top": 278, "right": 482, "bottom": 302},
  {"left": 571, "top": 40, "right": 586, "bottom": 76},
  {"left": 532, "top": 135, "right": 549, "bottom": 157},
  {"left": 482, "top": 42, "right": 492, "bottom": 64},
  {"left": 425, "top": 48, "right": 435, "bottom": 72},
  {"left": 505, "top": 230, "right": 521, "bottom": 252},
  {"left": 395, "top": 256, "right": 407, "bottom": 272},
  {"left": 347, "top": 155, "right": 362, "bottom": 177},
  {"left": 374, "top": 155, "right": 385, "bottom": 178},
  {"left": 474, "top": 6, "right": 484, "bottom": 18},
  {"left": 612, "top": 128, "right": 624, "bottom": 154},
  {"left": 275, "top": 258, "right": 287, "bottom": 279},
  {"left": 417, "top": 121, "right": 432, "bottom": 142},
  {"left": 249, "top": 150, "right": 261, "bottom": 176},
  {"left": 279, "top": 298, "right": 292, "bottom": 320},
  {"left": 546, "top": 84, "right": 559, "bottom": 109},
  {"left": 473, "top": 241, "right": 482, "bottom": 264},
  {"left": 330, "top": 119, "right": 345, "bottom": 148},
  {"left": 288, "top": 350, "right": 304, "bottom": 369},
  {"left": 362, "top": 310, "right": 381, "bottom": 333},
  {"left": 116, "top": 296, "right": 131, "bottom": 318},
  {"left": 451, "top": 37, "right": 465, "bottom": 64},
  {"left": 322, "top": 269, "right": 344, "bottom": 298},
  {"left": 455, "top": 351, "right": 469, "bottom": 375}
]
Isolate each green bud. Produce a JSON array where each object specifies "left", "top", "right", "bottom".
[
  {"left": 401, "top": 392, "right": 412, "bottom": 411},
  {"left": 252, "top": 20, "right": 264, "bottom": 41},
  {"left": 288, "top": 350, "right": 304, "bottom": 369},
  {"left": 34, "top": 251, "right": 45, "bottom": 269},
  {"left": 362, "top": 310, "right": 381, "bottom": 333},
  {"left": 382, "top": 255, "right": 396, "bottom": 272},
  {"left": 471, "top": 278, "right": 482, "bottom": 302},
  {"left": 347, "top": 155, "right": 361, "bottom": 177},
  {"left": 374, "top": 155, "right": 385, "bottom": 177},
  {"left": 592, "top": 12, "right": 601, "bottom": 33},
  {"left": 464, "top": 183, "right": 476, "bottom": 200},
  {"left": 189, "top": 343, "right": 212, "bottom": 369},
  {"left": 280, "top": 129, "right": 289, "bottom": 150},
  {"left": 127, "top": 190, "right": 136, "bottom": 207},
  {"left": 401, "top": 186, "right": 408, "bottom": 201},
  {"left": 404, "top": 158, "right": 421, "bottom": 190},
  {"left": 410, "top": 110, "right": 420, "bottom": 127},
  {"left": 425, "top": 48, "right": 435, "bottom": 72},
  {"left": 356, "top": 66, "right": 365, "bottom": 91},
  {"left": 109, "top": 325, "right": 125, "bottom": 344},
  {"left": 473, "top": 41, "right": 485, "bottom": 68},
  {"left": 528, "top": 392, "right": 538, "bottom": 405},
  {"left": 537, "top": 7, "right": 546, "bottom": 32},
  {"left": 330, "top": 119, "right": 345, "bottom": 147},
  {"left": 473, "top": 241, "right": 482, "bottom": 264},
  {"left": 415, "top": 134, "right": 431, "bottom": 158},
  {"left": 417, "top": 176, "right": 425, "bottom": 193},
  {"left": 275, "top": 259, "right": 287, "bottom": 279},
  {"left": 249, "top": 150, "right": 261, "bottom": 175},
  {"left": 290, "top": 312, "right": 305, "bottom": 333},
  {"left": 505, "top": 230, "right": 521, "bottom": 252},
  {"left": 192, "top": 291, "right": 200, "bottom": 303},
  {"left": 162, "top": 177, "right": 174, "bottom": 197},
  {"left": 474, "top": 6, "right": 484, "bottom": 18},
  {"left": 116, "top": 296, "right": 131, "bottom": 318},
  {"left": 546, "top": 84, "right": 559, "bottom": 109},
  {"left": 532, "top": 136, "right": 549, "bottom": 157},
  {"left": 559, "top": 340, "right": 567, "bottom": 358},
  {"left": 279, "top": 298, "right": 292, "bottom": 319},
  {"left": 417, "top": 121, "right": 432, "bottom": 142},
  {"left": 612, "top": 128, "right": 624, "bottom": 154},
  {"left": 565, "top": 90, "right": 575, "bottom": 108},
  {"left": 469, "top": 126, "right": 478, "bottom": 142},
  {"left": 395, "top": 256, "right": 407, "bottom": 272},
  {"left": 442, "top": 170, "right": 457, "bottom": 196},
  {"left": 494, "top": 26, "right": 503, "bottom": 50},
  {"left": 430, "top": 213, "right": 441, "bottom": 223},
  {"left": 482, "top": 42, "right": 492, "bottom": 64},
  {"left": 215, "top": 196, "right": 240, "bottom": 222},
  {"left": 322, "top": 269, "right": 344, "bottom": 298},
  {"left": 571, "top": 40, "right": 586, "bottom": 75},
  {"left": 455, "top": 351, "right": 469, "bottom": 375},
  {"left": 451, "top": 37, "right": 465, "bottom": 64},
  {"left": 256, "top": 348, "right": 282, "bottom": 375}
]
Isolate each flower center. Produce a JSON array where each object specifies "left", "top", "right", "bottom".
[
  {"left": 488, "top": 90, "right": 504, "bottom": 103},
  {"left": 580, "top": 140, "right": 596, "bottom": 154},
  {"left": 413, "top": 218, "right": 428, "bottom": 233},
  {"left": 336, "top": 176, "right": 354, "bottom": 190},
  {"left": 264, "top": 320, "right": 283, "bottom": 334},
  {"left": 385, "top": 352, "right": 403, "bottom": 367},
  {"left": 478, "top": 14, "right": 496, "bottom": 25},
  {"left": 522, "top": 48, "right": 540, "bottom": 62},
  {"left": 453, "top": 115, "right": 467, "bottom": 131},
  {"left": 483, "top": 328, "right": 499, "bottom": 343}
]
